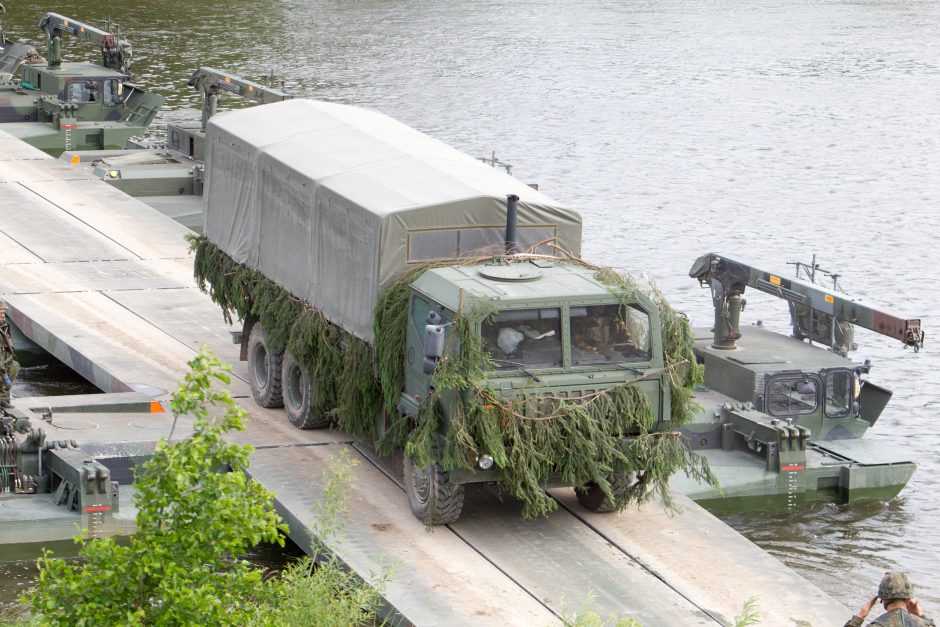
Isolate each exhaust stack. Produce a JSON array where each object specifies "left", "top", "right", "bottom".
[{"left": 505, "top": 194, "right": 519, "bottom": 254}]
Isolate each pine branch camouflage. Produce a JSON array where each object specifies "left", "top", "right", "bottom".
[{"left": 190, "top": 235, "right": 716, "bottom": 519}]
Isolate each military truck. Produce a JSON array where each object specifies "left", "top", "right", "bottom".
[
  {"left": 192, "top": 99, "right": 709, "bottom": 524},
  {"left": 0, "top": 12, "right": 163, "bottom": 155},
  {"left": 671, "top": 253, "right": 923, "bottom": 511}
]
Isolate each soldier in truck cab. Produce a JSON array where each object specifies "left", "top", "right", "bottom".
[
  {"left": 573, "top": 306, "right": 636, "bottom": 358},
  {"left": 570, "top": 308, "right": 606, "bottom": 355}
]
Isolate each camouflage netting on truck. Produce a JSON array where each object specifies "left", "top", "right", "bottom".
[
  {"left": 190, "top": 236, "right": 381, "bottom": 438},
  {"left": 190, "top": 235, "right": 715, "bottom": 519}
]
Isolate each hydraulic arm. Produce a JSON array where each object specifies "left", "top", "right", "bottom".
[
  {"left": 188, "top": 67, "right": 294, "bottom": 130},
  {"left": 38, "top": 12, "right": 132, "bottom": 75},
  {"left": 689, "top": 252, "right": 924, "bottom": 354}
]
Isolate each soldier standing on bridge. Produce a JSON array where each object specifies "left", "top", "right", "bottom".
[
  {"left": 846, "top": 572, "right": 935, "bottom": 626},
  {"left": 0, "top": 300, "right": 19, "bottom": 409}
]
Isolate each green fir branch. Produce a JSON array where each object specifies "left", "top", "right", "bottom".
[{"left": 189, "top": 238, "right": 716, "bottom": 519}]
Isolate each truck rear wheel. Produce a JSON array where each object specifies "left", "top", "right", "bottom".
[
  {"left": 247, "top": 324, "right": 283, "bottom": 408},
  {"left": 576, "top": 472, "right": 636, "bottom": 513},
  {"left": 403, "top": 455, "right": 464, "bottom": 525},
  {"left": 281, "top": 351, "right": 330, "bottom": 429}
]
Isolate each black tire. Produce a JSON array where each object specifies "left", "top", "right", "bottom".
[
  {"left": 403, "top": 455, "right": 464, "bottom": 525},
  {"left": 576, "top": 472, "right": 636, "bottom": 513},
  {"left": 247, "top": 324, "right": 283, "bottom": 408},
  {"left": 281, "top": 351, "right": 330, "bottom": 429}
]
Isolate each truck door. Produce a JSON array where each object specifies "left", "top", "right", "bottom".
[{"left": 402, "top": 293, "right": 435, "bottom": 414}]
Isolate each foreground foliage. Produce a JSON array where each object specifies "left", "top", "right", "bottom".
[
  {"left": 733, "top": 595, "right": 761, "bottom": 627},
  {"left": 251, "top": 448, "right": 387, "bottom": 626},
  {"left": 562, "top": 592, "right": 643, "bottom": 627},
  {"left": 191, "top": 236, "right": 715, "bottom": 519},
  {"left": 27, "top": 349, "right": 383, "bottom": 626}
]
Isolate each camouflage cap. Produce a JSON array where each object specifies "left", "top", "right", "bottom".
[
  {"left": 0, "top": 299, "right": 8, "bottom": 311},
  {"left": 878, "top": 572, "right": 914, "bottom": 600}
]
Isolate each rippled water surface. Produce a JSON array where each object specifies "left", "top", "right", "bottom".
[{"left": 4, "top": 0, "right": 940, "bottom": 611}]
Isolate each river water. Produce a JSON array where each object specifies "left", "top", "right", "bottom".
[{"left": 3, "top": 0, "right": 939, "bottom": 613}]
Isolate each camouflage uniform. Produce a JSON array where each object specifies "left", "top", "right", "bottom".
[
  {"left": 583, "top": 316, "right": 612, "bottom": 349},
  {"left": 0, "top": 302, "right": 19, "bottom": 406},
  {"left": 844, "top": 609, "right": 935, "bottom": 627},
  {"left": 845, "top": 573, "right": 935, "bottom": 627}
]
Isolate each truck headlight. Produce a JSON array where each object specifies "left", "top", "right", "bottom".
[{"left": 477, "top": 454, "right": 494, "bottom": 470}]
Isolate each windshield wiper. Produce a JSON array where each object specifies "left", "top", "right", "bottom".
[
  {"left": 490, "top": 358, "right": 543, "bottom": 382},
  {"left": 612, "top": 363, "right": 647, "bottom": 377}
]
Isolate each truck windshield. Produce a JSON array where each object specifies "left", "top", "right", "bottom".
[
  {"left": 825, "top": 371, "right": 852, "bottom": 418},
  {"left": 482, "top": 308, "right": 562, "bottom": 369},
  {"left": 571, "top": 304, "right": 651, "bottom": 366}
]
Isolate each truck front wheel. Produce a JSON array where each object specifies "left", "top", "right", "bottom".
[
  {"left": 247, "top": 324, "right": 283, "bottom": 408},
  {"left": 282, "top": 351, "right": 330, "bottom": 429},
  {"left": 403, "top": 455, "right": 464, "bottom": 525},
  {"left": 576, "top": 472, "right": 636, "bottom": 513}
]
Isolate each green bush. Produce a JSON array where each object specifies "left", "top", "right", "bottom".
[{"left": 26, "top": 349, "right": 382, "bottom": 626}]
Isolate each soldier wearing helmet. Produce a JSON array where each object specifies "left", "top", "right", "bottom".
[
  {"left": 0, "top": 299, "right": 18, "bottom": 410},
  {"left": 845, "top": 572, "right": 935, "bottom": 626}
]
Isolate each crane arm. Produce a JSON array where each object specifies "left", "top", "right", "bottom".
[
  {"left": 689, "top": 252, "right": 924, "bottom": 352},
  {"left": 37, "top": 13, "right": 132, "bottom": 75},
  {"left": 187, "top": 67, "right": 294, "bottom": 130}
]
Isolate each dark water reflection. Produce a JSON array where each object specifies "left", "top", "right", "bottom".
[
  {"left": 4, "top": 0, "right": 939, "bottom": 610},
  {"left": 13, "top": 360, "right": 100, "bottom": 398}
]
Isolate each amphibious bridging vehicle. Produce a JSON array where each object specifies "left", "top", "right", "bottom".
[
  {"left": 672, "top": 253, "right": 923, "bottom": 511},
  {"left": 61, "top": 66, "right": 294, "bottom": 232},
  {"left": 0, "top": 12, "right": 163, "bottom": 155}
]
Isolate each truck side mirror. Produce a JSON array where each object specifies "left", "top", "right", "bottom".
[
  {"left": 422, "top": 311, "right": 448, "bottom": 374},
  {"left": 423, "top": 324, "right": 445, "bottom": 374}
]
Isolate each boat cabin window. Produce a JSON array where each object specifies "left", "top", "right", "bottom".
[
  {"left": 66, "top": 80, "right": 98, "bottom": 103},
  {"left": 825, "top": 371, "right": 852, "bottom": 418},
  {"left": 408, "top": 226, "right": 556, "bottom": 261},
  {"left": 767, "top": 376, "right": 819, "bottom": 416},
  {"left": 19, "top": 67, "right": 39, "bottom": 89},
  {"left": 482, "top": 307, "right": 562, "bottom": 370},
  {"left": 102, "top": 79, "right": 121, "bottom": 106},
  {"left": 571, "top": 304, "right": 650, "bottom": 366}
]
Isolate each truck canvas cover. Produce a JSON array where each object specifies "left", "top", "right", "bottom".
[{"left": 203, "top": 99, "right": 582, "bottom": 341}]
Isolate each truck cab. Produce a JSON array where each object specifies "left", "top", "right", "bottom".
[{"left": 394, "top": 260, "right": 673, "bottom": 520}]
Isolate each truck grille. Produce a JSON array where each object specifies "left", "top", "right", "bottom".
[{"left": 514, "top": 388, "right": 600, "bottom": 418}]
